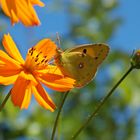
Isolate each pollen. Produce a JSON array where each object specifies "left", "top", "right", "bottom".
[{"left": 23, "top": 47, "right": 49, "bottom": 72}]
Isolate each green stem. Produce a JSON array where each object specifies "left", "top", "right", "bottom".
[
  {"left": 71, "top": 66, "right": 134, "bottom": 139},
  {"left": 0, "top": 90, "right": 11, "bottom": 112},
  {"left": 51, "top": 91, "right": 70, "bottom": 140}
]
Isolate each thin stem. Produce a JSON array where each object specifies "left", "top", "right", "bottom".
[
  {"left": 0, "top": 90, "right": 11, "bottom": 112},
  {"left": 71, "top": 66, "right": 134, "bottom": 139},
  {"left": 51, "top": 91, "right": 70, "bottom": 140}
]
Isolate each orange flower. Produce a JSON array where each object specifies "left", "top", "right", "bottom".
[
  {"left": 0, "top": 34, "right": 75, "bottom": 111},
  {"left": 0, "top": 0, "right": 44, "bottom": 26}
]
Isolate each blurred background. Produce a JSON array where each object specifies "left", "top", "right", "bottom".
[{"left": 0, "top": 0, "right": 140, "bottom": 140}]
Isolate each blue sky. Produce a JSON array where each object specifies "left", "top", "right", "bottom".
[
  {"left": 1, "top": 0, "right": 140, "bottom": 56},
  {"left": 110, "top": 0, "right": 140, "bottom": 53}
]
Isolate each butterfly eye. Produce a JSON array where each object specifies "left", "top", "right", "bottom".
[{"left": 83, "top": 49, "right": 87, "bottom": 54}]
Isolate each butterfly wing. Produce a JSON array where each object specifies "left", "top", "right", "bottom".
[
  {"left": 55, "top": 44, "right": 109, "bottom": 87},
  {"left": 66, "top": 44, "right": 109, "bottom": 65}
]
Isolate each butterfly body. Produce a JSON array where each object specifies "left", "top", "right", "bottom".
[{"left": 55, "top": 44, "right": 109, "bottom": 88}]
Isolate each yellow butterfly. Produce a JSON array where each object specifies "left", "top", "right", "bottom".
[{"left": 55, "top": 44, "right": 109, "bottom": 88}]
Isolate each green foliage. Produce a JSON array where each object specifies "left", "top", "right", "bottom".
[
  {"left": 68, "top": 0, "right": 121, "bottom": 42},
  {"left": 0, "top": 1, "right": 139, "bottom": 140}
]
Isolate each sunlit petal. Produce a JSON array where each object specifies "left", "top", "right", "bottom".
[
  {"left": 20, "top": 86, "right": 32, "bottom": 109},
  {"left": 0, "top": 50, "right": 22, "bottom": 76},
  {"left": 34, "top": 39, "right": 57, "bottom": 62},
  {"left": 24, "top": 39, "right": 57, "bottom": 71},
  {"left": 31, "top": 0, "right": 45, "bottom": 6},
  {"left": 35, "top": 65, "right": 64, "bottom": 76},
  {"left": 2, "top": 33, "right": 24, "bottom": 64},
  {"left": 11, "top": 72, "right": 32, "bottom": 109},
  {"left": 38, "top": 75, "right": 75, "bottom": 92},
  {"left": 10, "top": 9, "right": 19, "bottom": 24},
  {"left": 16, "top": 0, "right": 40, "bottom": 26},
  {"left": 32, "top": 83, "right": 56, "bottom": 112},
  {"left": 0, "top": 0, "right": 14, "bottom": 17},
  {"left": 37, "top": 73, "right": 73, "bottom": 91},
  {"left": 0, "top": 75, "right": 18, "bottom": 85},
  {"left": 35, "top": 65, "right": 75, "bottom": 91}
]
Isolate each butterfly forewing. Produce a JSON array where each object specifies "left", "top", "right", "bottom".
[{"left": 55, "top": 43, "right": 109, "bottom": 87}]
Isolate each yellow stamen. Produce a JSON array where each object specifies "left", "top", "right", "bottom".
[{"left": 23, "top": 47, "right": 49, "bottom": 72}]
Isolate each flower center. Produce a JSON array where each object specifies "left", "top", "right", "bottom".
[{"left": 23, "top": 47, "right": 49, "bottom": 73}]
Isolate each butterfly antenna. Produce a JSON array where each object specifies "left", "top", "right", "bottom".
[{"left": 56, "top": 32, "right": 61, "bottom": 48}]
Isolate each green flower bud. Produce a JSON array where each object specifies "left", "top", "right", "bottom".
[{"left": 131, "top": 50, "right": 140, "bottom": 69}]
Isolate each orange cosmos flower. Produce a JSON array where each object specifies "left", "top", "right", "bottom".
[
  {"left": 0, "top": 34, "right": 75, "bottom": 111},
  {"left": 0, "top": 0, "right": 44, "bottom": 26}
]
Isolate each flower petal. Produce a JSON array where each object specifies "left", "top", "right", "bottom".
[
  {"left": 31, "top": 0, "right": 45, "bottom": 7},
  {"left": 36, "top": 65, "right": 75, "bottom": 92},
  {"left": 32, "top": 83, "right": 56, "bottom": 112},
  {"left": 0, "top": 0, "right": 41, "bottom": 26},
  {"left": 0, "top": 50, "right": 22, "bottom": 76},
  {"left": 24, "top": 39, "right": 58, "bottom": 71},
  {"left": 39, "top": 75, "right": 75, "bottom": 92},
  {"left": 11, "top": 72, "right": 32, "bottom": 109},
  {"left": 0, "top": 75, "right": 18, "bottom": 85},
  {"left": 21, "top": 87, "right": 31, "bottom": 109},
  {"left": 2, "top": 33, "right": 24, "bottom": 64},
  {"left": 0, "top": 0, "right": 14, "bottom": 17},
  {"left": 10, "top": 9, "right": 19, "bottom": 24},
  {"left": 16, "top": 0, "right": 40, "bottom": 26},
  {"left": 35, "top": 65, "right": 64, "bottom": 75},
  {"left": 34, "top": 39, "right": 57, "bottom": 62},
  {"left": 0, "top": 0, "right": 19, "bottom": 24}
]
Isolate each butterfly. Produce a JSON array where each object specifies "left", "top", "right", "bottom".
[{"left": 55, "top": 44, "right": 109, "bottom": 88}]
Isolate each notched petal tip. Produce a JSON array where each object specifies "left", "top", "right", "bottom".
[
  {"left": 32, "top": 84, "right": 56, "bottom": 111},
  {"left": 2, "top": 33, "right": 24, "bottom": 64},
  {"left": 31, "top": 0, "right": 45, "bottom": 7}
]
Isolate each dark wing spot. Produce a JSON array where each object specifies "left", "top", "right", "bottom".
[
  {"left": 81, "top": 49, "right": 87, "bottom": 57},
  {"left": 83, "top": 49, "right": 87, "bottom": 54},
  {"left": 98, "top": 44, "right": 102, "bottom": 46}
]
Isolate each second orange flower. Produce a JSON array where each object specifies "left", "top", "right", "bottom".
[{"left": 0, "top": 0, "right": 45, "bottom": 26}]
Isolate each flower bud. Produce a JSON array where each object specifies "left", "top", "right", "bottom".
[{"left": 131, "top": 50, "right": 140, "bottom": 69}]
